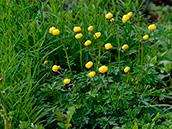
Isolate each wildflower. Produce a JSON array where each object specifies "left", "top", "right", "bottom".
[
  {"left": 0, "top": 77, "right": 3, "bottom": 82},
  {"left": 135, "top": 81, "right": 138, "bottom": 85},
  {"left": 75, "top": 33, "right": 83, "bottom": 39},
  {"left": 84, "top": 40, "right": 92, "bottom": 46},
  {"left": 52, "top": 29, "right": 60, "bottom": 35},
  {"left": 88, "top": 26, "right": 94, "bottom": 31},
  {"left": 49, "top": 27, "right": 56, "bottom": 34},
  {"left": 88, "top": 71, "right": 96, "bottom": 77},
  {"left": 93, "top": 32, "right": 101, "bottom": 39},
  {"left": 124, "top": 66, "right": 130, "bottom": 73},
  {"left": 85, "top": 61, "right": 93, "bottom": 69},
  {"left": 110, "top": 18, "right": 114, "bottom": 22},
  {"left": 73, "top": 26, "right": 81, "bottom": 32},
  {"left": 143, "top": 34, "right": 149, "bottom": 40},
  {"left": 98, "top": 65, "right": 108, "bottom": 73},
  {"left": 122, "top": 44, "right": 129, "bottom": 50},
  {"left": 131, "top": 79, "right": 134, "bottom": 82},
  {"left": 65, "top": 123, "right": 72, "bottom": 128},
  {"left": 63, "top": 79, "right": 71, "bottom": 84},
  {"left": 127, "top": 12, "right": 133, "bottom": 18},
  {"left": 148, "top": 24, "right": 157, "bottom": 31},
  {"left": 105, "top": 12, "right": 113, "bottom": 19},
  {"left": 122, "top": 14, "right": 130, "bottom": 23},
  {"left": 44, "top": 60, "right": 48, "bottom": 65},
  {"left": 105, "top": 43, "right": 113, "bottom": 50},
  {"left": 52, "top": 65, "right": 60, "bottom": 72}
]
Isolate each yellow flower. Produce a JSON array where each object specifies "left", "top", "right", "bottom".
[
  {"left": 85, "top": 61, "right": 93, "bottom": 69},
  {"left": 65, "top": 123, "right": 72, "bottom": 128},
  {"left": 49, "top": 27, "right": 56, "bottom": 34},
  {"left": 75, "top": 33, "right": 83, "bottom": 39},
  {"left": 88, "top": 26, "right": 94, "bottom": 31},
  {"left": 131, "top": 79, "right": 134, "bottom": 82},
  {"left": 122, "top": 44, "right": 129, "bottom": 50},
  {"left": 135, "top": 81, "right": 138, "bottom": 85},
  {"left": 93, "top": 32, "right": 101, "bottom": 39},
  {"left": 110, "top": 18, "right": 114, "bottom": 22},
  {"left": 44, "top": 60, "right": 48, "bottom": 65},
  {"left": 143, "top": 34, "right": 149, "bottom": 40},
  {"left": 105, "top": 43, "right": 113, "bottom": 50},
  {"left": 73, "top": 26, "right": 81, "bottom": 32},
  {"left": 52, "top": 65, "right": 60, "bottom": 72},
  {"left": 105, "top": 12, "right": 113, "bottom": 19},
  {"left": 52, "top": 29, "right": 60, "bottom": 35},
  {"left": 124, "top": 66, "right": 130, "bottom": 73},
  {"left": 98, "top": 65, "right": 108, "bottom": 74},
  {"left": 127, "top": 12, "right": 133, "bottom": 18},
  {"left": 88, "top": 71, "right": 96, "bottom": 77},
  {"left": 148, "top": 24, "right": 157, "bottom": 31},
  {"left": 84, "top": 40, "right": 92, "bottom": 46},
  {"left": 122, "top": 14, "right": 130, "bottom": 23},
  {"left": 63, "top": 79, "right": 71, "bottom": 84}
]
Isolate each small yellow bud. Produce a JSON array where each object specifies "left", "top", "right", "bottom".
[
  {"left": 49, "top": 27, "right": 56, "bottom": 34},
  {"left": 110, "top": 18, "right": 114, "bottom": 22},
  {"left": 122, "top": 14, "right": 130, "bottom": 23},
  {"left": 131, "top": 79, "right": 134, "bottom": 82},
  {"left": 73, "top": 26, "right": 81, "bottom": 32},
  {"left": 88, "top": 26, "right": 94, "bottom": 31},
  {"left": 84, "top": 40, "right": 92, "bottom": 46},
  {"left": 124, "top": 66, "right": 130, "bottom": 73},
  {"left": 65, "top": 123, "right": 72, "bottom": 128},
  {"left": 85, "top": 61, "right": 93, "bottom": 69},
  {"left": 127, "top": 12, "right": 133, "bottom": 18},
  {"left": 75, "top": 33, "right": 83, "bottom": 39},
  {"left": 105, "top": 12, "right": 113, "bottom": 19},
  {"left": 52, "top": 29, "right": 60, "bottom": 35},
  {"left": 148, "top": 24, "right": 157, "bottom": 31},
  {"left": 44, "top": 60, "right": 48, "bottom": 65},
  {"left": 122, "top": 44, "right": 129, "bottom": 50},
  {"left": 143, "top": 34, "right": 149, "bottom": 40},
  {"left": 88, "top": 71, "right": 96, "bottom": 77},
  {"left": 93, "top": 32, "right": 101, "bottom": 39},
  {"left": 98, "top": 65, "right": 108, "bottom": 74},
  {"left": 63, "top": 79, "right": 71, "bottom": 84},
  {"left": 52, "top": 65, "right": 60, "bottom": 72},
  {"left": 135, "top": 81, "right": 138, "bottom": 85},
  {"left": 105, "top": 43, "right": 113, "bottom": 50}
]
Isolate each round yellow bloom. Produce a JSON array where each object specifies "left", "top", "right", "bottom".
[
  {"left": 88, "top": 71, "right": 96, "bottom": 77},
  {"left": 52, "top": 65, "right": 60, "bottom": 72},
  {"left": 135, "top": 81, "right": 138, "bottom": 85},
  {"left": 52, "top": 29, "right": 60, "bottom": 35},
  {"left": 148, "top": 24, "right": 157, "bottom": 31},
  {"left": 63, "top": 79, "right": 71, "bottom": 84},
  {"left": 98, "top": 65, "right": 108, "bottom": 74},
  {"left": 44, "top": 60, "right": 48, "bottom": 65},
  {"left": 84, "top": 40, "right": 92, "bottom": 46},
  {"left": 124, "top": 66, "right": 130, "bottom": 73},
  {"left": 110, "top": 18, "right": 114, "bottom": 22},
  {"left": 127, "top": 12, "right": 133, "bottom": 18},
  {"left": 93, "top": 32, "right": 101, "bottom": 39},
  {"left": 88, "top": 26, "right": 94, "bottom": 31},
  {"left": 49, "top": 27, "right": 56, "bottom": 34},
  {"left": 131, "top": 79, "right": 134, "bottom": 82},
  {"left": 122, "top": 14, "right": 130, "bottom": 23},
  {"left": 105, "top": 43, "right": 113, "bottom": 50},
  {"left": 143, "top": 34, "right": 149, "bottom": 40},
  {"left": 105, "top": 12, "right": 113, "bottom": 19},
  {"left": 73, "top": 26, "right": 81, "bottom": 32},
  {"left": 122, "top": 44, "right": 129, "bottom": 50},
  {"left": 85, "top": 61, "right": 93, "bottom": 69},
  {"left": 65, "top": 123, "right": 72, "bottom": 128},
  {"left": 75, "top": 33, "right": 83, "bottom": 39}
]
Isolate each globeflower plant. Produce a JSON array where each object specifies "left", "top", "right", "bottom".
[
  {"left": 98, "top": 65, "right": 108, "bottom": 74},
  {"left": 73, "top": 26, "right": 81, "bottom": 32},
  {"left": 85, "top": 61, "right": 93, "bottom": 69}
]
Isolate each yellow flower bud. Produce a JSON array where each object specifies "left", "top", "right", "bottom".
[
  {"left": 143, "top": 34, "right": 149, "bottom": 40},
  {"left": 127, "top": 12, "right": 133, "bottom": 18},
  {"left": 88, "top": 71, "right": 96, "bottom": 77},
  {"left": 52, "top": 29, "right": 60, "bottom": 35},
  {"left": 93, "top": 32, "right": 101, "bottom": 39},
  {"left": 98, "top": 65, "right": 108, "bottom": 74},
  {"left": 122, "top": 44, "right": 129, "bottom": 50},
  {"left": 52, "top": 65, "right": 60, "bottom": 72},
  {"left": 88, "top": 26, "right": 94, "bottom": 31},
  {"left": 85, "top": 61, "right": 93, "bottom": 69},
  {"left": 84, "top": 40, "right": 92, "bottom": 46},
  {"left": 105, "top": 12, "right": 113, "bottom": 19},
  {"left": 73, "top": 26, "right": 81, "bottom": 32},
  {"left": 105, "top": 43, "right": 113, "bottom": 50},
  {"left": 148, "top": 24, "right": 157, "bottom": 31},
  {"left": 122, "top": 14, "right": 130, "bottom": 23},
  {"left": 65, "top": 123, "right": 72, "bottom": 128},
  {"left": 63, "top": 79, "right": 71, "bottom": 84},
  {"left": 75, "top": 33, "right": 83, "bottom": 39},
  {"left": 131, "top": 79, "right": 134, "bottom": 82},
  {"left": 135, "top": 81, "right": 138, "bottom": 85},
  {"left": 124, "top": 66, "right": 130, "bottom": 73},
  {"left": 49, "top": 27, "right": 56, "bottom": 34},
  {"left": 44, "top": 60, "right": 48, "bottom": 65},
  {"left": 110, "top": 18, "right": 114, "bottom": 22}
]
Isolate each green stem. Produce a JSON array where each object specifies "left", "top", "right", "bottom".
[
  {"left": 127, "top": 50, "right": 131, "bottom": 66},
  {"left": 141, "top": 39, "right": 144, "bottom": 66},
  {"left": 109, "top": 50, "right": 111, "bottom": 66},
  {"left": 79, "top": 40, "right": 83, "bottom": 72}
]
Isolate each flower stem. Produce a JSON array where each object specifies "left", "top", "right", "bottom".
[
  {"left": 127, "top": 50, "right": 131, "bottom": 66},
  {"left": 109, "top": 50, "right": 111, "bottom": 66},
  {"left": 79, "top": 40, "right": 83, "bottom": 72}
]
